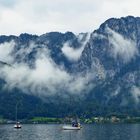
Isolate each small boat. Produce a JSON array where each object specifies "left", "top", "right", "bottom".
[
  {"left": 62, "top": 125, "right": 81, "bottom": 130},
  {"left": 14, "top": 122, "right": 22, "bottom": 129},
  {"left": 62, "top": 121, "right": 81, "bottom": 130}
]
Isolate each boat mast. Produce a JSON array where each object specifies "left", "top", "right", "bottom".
[{"left": 15, "top": 102, "right": 18, "bottom": 122}]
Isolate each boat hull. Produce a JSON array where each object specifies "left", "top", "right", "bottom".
[
  {"left": 62, "top": 125, "right": 81, "bottom": 130},
  {"left": 14, "top": 125, "right": 22, "bottom": 129}
]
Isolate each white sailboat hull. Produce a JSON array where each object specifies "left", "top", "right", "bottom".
[{"left": 14, "top": 124, "right": 22, "bottom": 129}]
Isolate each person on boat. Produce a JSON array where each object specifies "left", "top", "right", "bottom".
[
  {"left": 72, "top": 120, "right": 75, "bottom": 127},
  {"left": 72, "top": 120, "right": 78, "bottom": 127}
]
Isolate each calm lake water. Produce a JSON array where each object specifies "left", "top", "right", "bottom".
[{"left": 0, "top": 124, "right": 140, "bottom": 140}]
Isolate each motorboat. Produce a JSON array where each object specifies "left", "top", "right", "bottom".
[
  {"left": 62, "top": 125, "right": 81, "bottom": 130},
  {"left": 62, "top": 122, "right": 81, "bottom": 130}
]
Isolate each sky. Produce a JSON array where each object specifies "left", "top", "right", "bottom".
[{"left": 0, "top": 0, "right": 140, "bottom": 35}]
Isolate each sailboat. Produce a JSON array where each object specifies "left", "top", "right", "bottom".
[
  {"left": 14, "top": 102, "right": 22, "bottom": 129},
  {"left": 14, "top": 122, "right": 21, "bottom": 129}
]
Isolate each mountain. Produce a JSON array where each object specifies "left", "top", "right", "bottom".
[{"left": 0, "top": 16, "right": 140, "bottom": 119}]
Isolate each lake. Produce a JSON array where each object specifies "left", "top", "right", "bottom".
[{"left": 0, "top": 124, "right": 140, "bottom": 140}]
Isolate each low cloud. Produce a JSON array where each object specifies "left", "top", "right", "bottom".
[
  {"left": 107, "top": 27, "right": 138, "bottom": 63},
  {"left": 0, "top": 41, "right": 15, "bottom": 63},
  {"left": 62, "top": 33, "right": 90, "bottom": 61},
  {"left": 62, "top": 42, "right": 85, "bottom": 61},
  {"left": 0, "top": 40, "right": 97, "bottom": 97},
  {"left": 131, "top": 86, "right": 140, "bottom": 103},
  {"left": 0, "top": 41, "right": 70, "bottom": 95},
  {"left": 1, "top": 56, "right": 71, "bottom": 96}
]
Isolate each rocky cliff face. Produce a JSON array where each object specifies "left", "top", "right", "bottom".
[{"left": 0, "top": 16, "right": 140, "bottom": 119}]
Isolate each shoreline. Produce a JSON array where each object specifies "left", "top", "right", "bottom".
[{"left": 1, "top": 116, "right": 140, "bottom": 124}]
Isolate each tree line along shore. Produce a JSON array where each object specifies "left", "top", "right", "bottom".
[{"left": 1, "top": 116, "right": 140, "bottom": 124}]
